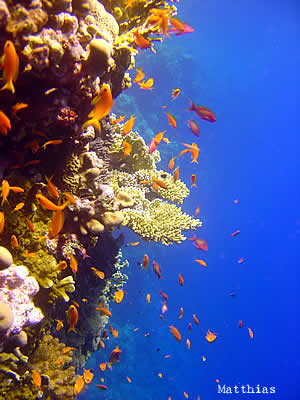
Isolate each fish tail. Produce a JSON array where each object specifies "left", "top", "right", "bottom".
[
  {"left": 187, "top": 98, "right": 196, "bottom": 111},
  {"left": 67, "top": 326, "right": 77, "bottom": 333},
  {"left": 82, "top": 118, "right": 101, "bottom": 133},
  {"left": 0, "top": 80, "right": 15, "bottom": 94}
]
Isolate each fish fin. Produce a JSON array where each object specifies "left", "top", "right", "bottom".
[
  {"left": 0, "top": 80, "right": 15, "bottom": 94},
  {"left": 186, "top": 98, "right": 195, "bottom": 111},
  {"left": 67, "top": 327, "right": 77, "bottom": 333}
]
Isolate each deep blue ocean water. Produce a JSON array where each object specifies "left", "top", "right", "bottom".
[{"left": 78, "top": 1, "right": 300, "bottom": 399}]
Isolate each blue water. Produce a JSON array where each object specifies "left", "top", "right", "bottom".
[{"left": 78, "top": 1, "right": 300, "bottom": 399}]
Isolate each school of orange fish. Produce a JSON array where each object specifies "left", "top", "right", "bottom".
[{"left": 0, "top": 7, "right": 253, "bottom": 398}]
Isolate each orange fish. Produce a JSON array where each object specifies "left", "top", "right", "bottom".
[
  {"left": 83, "top": 83, "right": 113, "bottom": 132},
  {"left": 109, "top": 345, "right": 122, "bottom": 364},
  {"left": 32, "top": 370, "right": 41, "bottom": 389},
  {"left": 133, "top": 29, "right": 151, "bottom": 49},
  {"left": 169, "top": 325, "right": 181, "bottom": 342},
  {"left": 111, "top": 115, "right": 126, "bottom": 124},
  {"left": 123, "top": 141, "right": 132, "bottom": 156},
  {"left": 163, "top": 137, "right": 170, "bottom": 144},
  {"left": 81, "top": 298, "right": 88, "bottom": 303},
  {"left": 99, "top": 363, "right": 107, "bottom": 371},
  {"left": 195, "top": 205, "right": 200, "bottom": 216},
  {"left": 195, "top": 259, "right": 207, "bottom": 267},
  {"left": 83, "top": 369, "right": 94, "bottom": 384},
  {"left": 127, "top": 241, "right": 140, "bottom": 246},
  {"left": 57, "top": 261, "right": 68, "bottom": 270},
  {"left": 184, "top": 392, "right": 189, "bottom": 399},
  {"left": 191, "top": 174, "right": 197, "bottom": 187},
  {"left": 154, "top": 130, "right": 166, "bottom": 145},
  {"left": 193, "top": 314, "right": 199, "bottom": 325},
  {"left": 187, "top": 99, "right": 216, "bottom": 122},
  {"left": 0, "top": 40, "right": 19, "bottom": 94},
  {"left": 202, "top": 356, "right": 206, "bottom": 362},
  {"left": 147, "top": 8, "right": 170, "bottom": 39},
  {"left": 142, "top": 254, "right": 149, "bottom": 269},
  {"left": 171, "top": 88, "right": 181, "bottom": 100},
  {"left": 0, "top": 110, "right": 11, "bottom": 136},
  {"left": 169, "top": 17, "right": 185, "bottom": 34},
  {"left": 70, "top": 254, "right": 78, "bottom": 274},
  {"left": 36, "top": 194, "right": 69, "bottom": 211},
  {"left": 10, "top": 234, "right": 18, "bottom": 247},
  {"left": 173, "top": 167, "right": 179, "bottom": 182},
  {"left": 166, "top": 112, "right": 177, "bottom": 128},
  {"left": 23, "top": 252, "right": 37, "bottom": 257},
  {"left": 146, "top": 293, "right": 151, "bottom": 303},
  {"left": 178, "top": 273, "right": 184, "bottom": 286},
  {"left": 91, "top": 267, "right": 105, "bottom": 279},
  {"left": 179, "top": 307, "right": 184, "bottom": 319},
  {"left": 152, "top": 178, "right": 168, "bottom": 189},
  {"left": 63, "top": 192, "right": 77, "bottom": 205},
  {"left": 41, "top": 139, "right": 63, "bottom": 150},
  {"left": 11, "top": 102, "right": 28, "bottom": 119},
  {"left": 112, "top": 329, "right": 119, "bottom": 338},
  {"left": 186, "top": 338, "right": 191, "bottom": 350},
  {"left": 72, "top": 300, "right": 80, "bottom": 308},
  {"left": 48, "top": 209, "right": 64, "bottom": 238},
  {"left": 133, "top": 68, "right": 145, "bottom": 83},
  {"left": 62, "top": 346, "right": 75, "bottom": 354},
  {"left": 0, "top": 211, "right": 4, "bottom": 237},
  {"left": 114, "top": 290, "right": 124, "bottom": 303},
  {"left": 248, "top": 328, "right": 254, "bottom": 339},
  {"left": 74, "top": 375, "right": 84, "bottom": 395},
  {"left": 181, "top": 142, "right": 199, "bottom": 163},
  {"left": 55, "top": 358, "right": 64, "bottom": 365},
  {"left": 1, "top": 180, "right": 10, "bottom": 205},
  {"left": 126, "top": 376, "right": 132, "bottom": 383},
  {"left": 231, "top": 230, "right": 241, "bottom": 237},
  {"left": 99, "top": 339, "right": 105, "bottom": 349},
  {"left": 66, "top": 305, "right": 78, "bottom": 333},
  {"left": 158, "top": 372, "right": 162, "bottom": 378},
  {"left": 138, "top": 78, "right": 154, "bottom": 90},
  {"left": 168, "top": 156, "right": 175, "bottom": 170},
  {"left": 205, "top": 329, "right": 217, "bottom": 343},
  {"left": 96, "top": 306, "right": 112, "bottom": 317},
  {"left": 123, "top": 115, "right": 135, "bottom": 135},
  {"left": 12, "top": 202, "right": 24, "bottom": 212},
  {"left": 45, "top": 176, "right": 59, "bottom": 199}
]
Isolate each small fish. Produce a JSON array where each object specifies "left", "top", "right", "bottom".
[
  {"left": 74, "top": 376, "right": 84, "bottom": 395},
  {"left": 63, "top": 192, "right": 77, "bottom": 204},
  {"left": 41, "top": 139, "right": 63, "bottom": 150},
  {"left": 179, "top": 307, "right": 184, "bottom": 319},
  {"left": 72, "top": 300, "right": 80, "bottom": 308},
  {"left": 112, "top": 329, "right": 119, "bottom": 338},
  {"left": 153, "top": 260, "right": 163, "bottom": 279},
  {"left": 180, "top": 142, "right": 199, "bottom": 163},
  {"left": 187, "top": 99, "right": 216, "bottom": 122},
  {"left": 70, "top": 254, "right": 78, "bottom": 274},
  {"left": 0, "top": 110, "right": 11, "bottom": 136},
  {"left": 142, "top": 254, "right": 149, "bottom": 269},
  {"left": 91, "top": 267, "right": 105, "bottom": 279},
  {"left": 189, "top": 234, "right": 208, "bottom": 251},
  {"left": 62, "top": 346, "right": 75, "bottom": 354},
  {"left": 152, "top": 178, "right": 168, "bottom": 190},
  {"left": 96, "top": 384, "right": 107, "bottom": 390},
  {"left": 164, "top": 355, "right": 171, "bottom": 359},
  {"left": 158, "top": 372, "right": 163, "bottom": 378},
  {"left": 239, "top": 320, "right": 243, "bottom": 328},
  {"left": 82, "top": 298, "right": 88, "bottom": 303},
  {"left": 188, "top": 322, "right": 192, "bottom": 333},
  {"left": 83, "top": 369, "right": 94, "bottom": 384},
  {"left": 83, "top": 83, "right": 113, "bottom": 132},
  {"left": 23, "top": 252, "right": 37, "bottom": 258},
  {"left": 168, "top": 22, "right": 194, "bottom": 36},
  {"left": 191, "top": 174, "right": 197, "bottom": 187},
  {"left": 133, "top": 67, "right": 145, "bottom": 83},
  {"left": 114, "top": 290, "right": 124, "bottom": 303},
  {"left": 138, "top": 78, "right": 154, "bottom": 90},
  {"left": 111, "top": 115, "right": 126, "bottom": 124},
  {"left": 0, "top": 40, "right": 19, "bottom": 94},
  {"left": 36, "top": 194, "right": 69, "bottom": 211},
  {"left": 12, "top": 202, "right": 24, "bottom": 212},
  {"left": 123, "top": 141, "right": 132, "bottom": 156},
  {"left": 32, "top": 370, "right": 41, "bottom": 389},
  {"left": 0, "top": 211, "right": 4, "bottom": 237},
  {"left": 171, "top": 88, "right": 181, "bottom": 100},
  {"left": 195, "top": 259, "right": 207, "bottom": 267},
  {"left": 133, "top": 327, "right": 139, "bottom": 332},
  {"left": 11, "top": 102, "right": 28, "bottom": 119},
  {"left": 159, "top": 291, "right": 168, "bottom": 301},
  {"left": 233, "top": 199, "right": 239, "bottom": 204},
  {"left": 186, "top": 338, "right": 191, "bottom": 350},
  {"left": 193, "top": 314, "right": 199, "bottom": 325},
  {"left": 161, "top": 302, "right": 168, "bottom": 314},
  {"left": 168, "top": 156, "right": 175, "bottom": 171},
  {"left": 173, "top": 167, "right": 179, "bottom": 182},
  {"left": 148, "top": 137, "right": 158, "bottom": 154},
  {"left": 146, "top": 8, "right": 170, "bottom": 39},
  {"left": 127, "top": 241, "right": 140, "bottom": 247},
  {"left": 48, "top": 209, "right": 64, "bottom": 238},
  {"left": 187, "top": 120, "right": 200, "bottom": 137},
  {"left": 202, "top": 356, "right": 206, "bottom": 362},
  {"left": 123, "top": 115, "right": 135, "bottom": 135},
  {"left": 44, "top": 87, "right": 57, "bottom": 96},
  {"left": 154, "top": 130, "right": 166, "bottom": 145},
  {"left": 57, "top": 261, "right": 68, "bottom": 270},
  {"left": 99, "top": 363, "right": 107, "bottom": 371},
  {"left": 195, "top": 205, "right": 200, "bottom": 216},
  {"left": 237, "top": 257, "right": 245, "bottom": 264},
  {"left": 133, "top": 28, "right": 151, "bottom": 49},
  {"left": 45, "top": 176, "right": 59, "bottom": 199},
  {"left": 10, "top": 234, "right": 18, "bottom": 247},
  {"left": 126, "top": 376, "right": 132, "bottom": 383},
  {"left": 66, "top": 305, "right": 78, "bottom": 333},
  {"left": 146, "top": 293, "right": 151, "bottom": 303},
  {"left": 248, "top": 328, "right": 254, "bottom": 339},
  {"left": 205, "top": 329, "right": 217, "bottom": 343},
  {"left": 96, "top": 306, "right": 112, "bottom": 317},
  {"left": 109, "top": 345, "right": 122, "bottom": 364},
  {"left": 169, "top": 326, "right": 181, "bottom": 342},
  {"left": 163, "top": 137, "right": 170, "bottom": 144},
  {"left": 178, "top": 273, "right": 184, "bottom": 286},
  {"left": 231, "top": 230, "right": 241, "bottom": 237},
  {"left": 169, "top": 17, "right": 186, "bottom": 34},
  {"left": 166, "top": 111, "right": 177, "bottom": 128}
]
